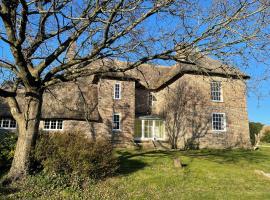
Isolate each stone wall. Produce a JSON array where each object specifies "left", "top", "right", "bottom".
[
  {"left": 150, "top": 74, "right": 251, "bottom": 149},
  {"left": 96, "top": 78, "right": 135, "bottom": 145},
  {"left": 135, "top": 89, "right": 151, "bottom": 115},
  {"left": 38, "top": 78, "right": 136, "bottom": 147},
  {"left": 3, "top": 74, "right": 249, "bottom": 149}
]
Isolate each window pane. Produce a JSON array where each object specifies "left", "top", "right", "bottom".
[
  {"left": 114, "top": 83, "right": 121, "bottom": 99},
  {"left": 2, "top": 119, "right": 9, "bottom": 128},
  {"left": 211, "top": 81, "right": 221, "bottom": 101},
  {"left": 158, "top": 120, "right": 165, "bottom": 138},
  {"left": 44, "top": 120, "right": 50, "bottom": 129},
  {"left": 10, "top": 119, "right": 17, "bottom": 128},
  {"left": 44, "top": 120, "right": 63, "bottom": 130},
  {"left": 154, "top": 120, "right": 159, "bottom": 138},
  {"left": 113, "top": 114, "right": 120, "bottom": 130},
  {"left": 134, "top": 119, "right": 142, "bottom": 138},
  {"left": 57, "top": 120, "right": 63, "bottom": 129},
  {"left": 212, "top": 113, "right": 225, "bottom": 131},
  {"left": 50, "top": 120, "right": 57, "bottom": 129},
  {"left": 144, "top": 120, "right": 153, "bottom": 138},
  {"left": 154, "top": 120, "right": 165, "bottom": 139},
  {"left": 0, "top": 118, "right": 16, "bottom": 129}
]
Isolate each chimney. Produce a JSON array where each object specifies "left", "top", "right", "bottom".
[
  {"left": 174, "top": 43, "right": 200, "bottom": 63},
  {"left": 65, "top": 41, "right": 78, "bottom": 74},
  {"left": 66, "top": 41, "right": 77, "bottom": 61}
]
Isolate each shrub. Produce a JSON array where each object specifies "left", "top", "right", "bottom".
[
  {"left": 261, "top": 131, "right": 270, "bottom": 143},
  {"left": 34, "top": 132, "right": 118, "bottom": 180},
  {"left": 0, "top": 131, "right": 17, "bottom": 172},
  {"left": 249, "top": 122, "right": 264, "bottom": 145}
]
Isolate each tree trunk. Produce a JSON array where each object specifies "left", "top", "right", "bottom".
[
  {"left": 170, "top": 136, "right": 178, "bottom": 149},
  {"left": 171, "top": 142, "right": 178, "bottom": 149},
  {"left": 6, "top": 92, "right": 42, "bottom": 181}
]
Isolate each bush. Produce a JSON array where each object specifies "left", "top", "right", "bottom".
[
  {"left": 34, "top": 132, "right": 118, "bottom": 180},
  {"left": 249, "top": 122, "right": 264, "bottom": 145},
  {"left": 0, "top": 131, "right": 17, "bottom": 172},
  {"left": 261, "top": 131, "right": 270, "bottom": 143}
]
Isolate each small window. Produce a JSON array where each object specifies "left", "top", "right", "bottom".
[
  {"left": 44, "top": 120, "right": 50, "bottom": 129},
  {"left": 0, "top": 118, "right": 17, "bottom": 129},
  {"left": 112, "top": 113, "right": 121, "bottom": 131},
  {"left": 212, "top": 113, "right": 226, "bottom": 131},
  {"left": 149, "top": 93, "right": 153, "bottom": 106},
  {"left": 211, "top": 81, "right": 222, "bottom": 102},
  {"left": 114, "top": 83, "right": 121, "bottom": 99},
  {"left": 9, "top": 119, "right": 17, "bottom": 128},
  {"left": 148, "top": 93, "right": 157, "bottom": 106},
  {"left": 44, "top": 119, "right": 63, "bottom": 130}
]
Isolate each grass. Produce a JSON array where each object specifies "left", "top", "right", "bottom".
[{"left": 1, "top": 147, "right": 270, "bottom": 200}]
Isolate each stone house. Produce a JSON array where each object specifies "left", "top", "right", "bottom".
[{"left": 0, "top": 56, "right": 251, "bottom": 149}]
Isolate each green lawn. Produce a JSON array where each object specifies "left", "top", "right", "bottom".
[{"left": 1, "top": 147, "right": 270, "bottom": 200}]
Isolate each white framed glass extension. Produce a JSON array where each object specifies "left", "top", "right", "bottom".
[{"left": 134, "top": 116, "right": 165, "bottom": 141}]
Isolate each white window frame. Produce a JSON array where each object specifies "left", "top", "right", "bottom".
[
  {"left": 210, "top": 81, "right": 223, "bottom": 102},
  {"left": 113, "top": 82, "right": 121, "bottom": 100},
  {"left": 43, "top": 119, "right": 64, "bottom": 131},
  {"left": 0, "top": 118, "right": 17, "bottom": 129},
  {"left": 135, "top": 119, "right": 165, "bottom": 141},
  {"left": 212, "top": 113, "right": 226, "bottom": 132},
  {"left": 112, "top": 113, "right": 121, "bottom": 131}
]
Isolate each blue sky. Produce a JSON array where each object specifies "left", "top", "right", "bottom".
[
  {"left": 247, "top": 75, "right": 270, "bottom": 125},
  {"left": 244, "top": 55, "right": 270, "bottom": 125},
  {"left": 248, "top": 93, "right": 270, "bottom": 125}
]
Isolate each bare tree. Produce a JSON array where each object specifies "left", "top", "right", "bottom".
[
  {"left": 162, "top": 81, "right": 208, "bottom": 149},
  {"left": 0, "top": 0, "right": 269, "bottom": 180},
  {"left": 163, "top": 82, "right": 188, "bottom": 149}
]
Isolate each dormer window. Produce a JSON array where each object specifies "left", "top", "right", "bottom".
[
  {"left": 211, "top": 81, "right": 222, "bottom": 102},
  {"left": 114, "top": 83, "right": 121, "bottom": 99}
]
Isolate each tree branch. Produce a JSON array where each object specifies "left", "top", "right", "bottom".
[
  {"left": 0, "top": 88, "right": 16, "bottom": 97},
  {"left": 17, "top": 0, "right": 28, "bottom": 45}
]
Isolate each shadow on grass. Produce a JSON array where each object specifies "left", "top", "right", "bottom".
[
  {"left": 0, "top": 185, "right": 19, "bottom": 197},
  {"left": 180, "top": 148, "right": 270, "bottom": 165},
  {"left": 117, "top": 151, "right": 148, "bottom": 175},
  {"left": 116, "top": 148, "right": 270, "bottom": 174},
  {"left": 116, "top": 150, "right": 184, "bottom": 176}
]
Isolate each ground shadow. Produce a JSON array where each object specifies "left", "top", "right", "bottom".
[
  {"left": 116, "top": 148, "right": 270, "bottom": 174},
  {"left": 116, "top": 149, "right": 189, "bottom": 176},
  {"left": 180, "top": 148, "right": 270, "bottom": 165},
  {"left": 0, "top": 185, "right": 20, "bottom": 197},
  {"left": 116, "top": 150, "right": 149, "bottom": 176}
]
